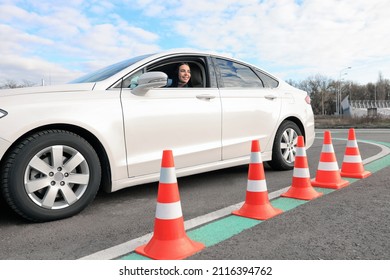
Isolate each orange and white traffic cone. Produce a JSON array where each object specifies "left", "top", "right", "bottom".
[
  {"left": 311, "top": 131, "right": 349, "bottom": 189},
  {"left": 281, "top": 136, "right": 323, "bottom": 200},
  {"left": 340, "top": 128, "right": 372, "bottom": 179},
  {"left": 232, "top": 140, "right": 283, "bottom": 220},
  {"left": 135, "top": 150, "right": 204, "bottom": 260}
]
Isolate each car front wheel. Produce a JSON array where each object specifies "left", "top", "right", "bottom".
[
  {"left": 1, "top": 130, "right": 101, "bottom": 222},
  {"left": 268, "top": 120, "right": 302, "bottom": 171}
]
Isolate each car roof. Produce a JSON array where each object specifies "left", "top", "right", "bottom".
[{"left": 93, "top": 49, "right": 280, "bottom": 90}]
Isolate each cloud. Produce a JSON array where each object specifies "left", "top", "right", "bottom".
[
  {"left": 0, "top": 1, "right": 161, "bottom": 84},
  {"left": 1, "top": 0, "right": 389, "bottom": 85},
  {"left": 135, "top": 0, "right": 390, "bottom": 83},
  {"left": 2, "top": 56, "right": 79, "bottom": 85}
]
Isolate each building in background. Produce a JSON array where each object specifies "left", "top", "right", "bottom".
[{"left": 341, "top": 96, "right": 390, "bottom": 118}]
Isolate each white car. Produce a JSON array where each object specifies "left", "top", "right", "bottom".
[{"left": 0, "top": 50, "right": 315, "bottom": 222}]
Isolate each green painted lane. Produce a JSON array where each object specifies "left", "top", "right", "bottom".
[{"left": 365, "top": 154, "right": 390, "bottom": 173}]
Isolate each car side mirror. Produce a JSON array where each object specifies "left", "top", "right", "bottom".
[{"left": 132, "top": 72, "right": 168, "bottom": 95}]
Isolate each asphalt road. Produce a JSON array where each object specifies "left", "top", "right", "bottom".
[{"left": 0, "top": 129, "right": 389, "bottom": 260}]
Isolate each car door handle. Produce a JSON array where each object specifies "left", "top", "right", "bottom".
[
  {"left": 265, "top": 95, "right": 277, "bottom": 100},
  {"left": 196, "top": 94, "right": 216, "bottom": 101}
]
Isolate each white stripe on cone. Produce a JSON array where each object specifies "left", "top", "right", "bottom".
[
  {"left": 246, "top": 179, "right": 268, "bottom": 192},
  {"left": 296, "top": 147, "right": 306, "bottom": 157},
  {"left": 318, "top": 161, "right": 339, "bottom": 171},
  {"left": 343, "top": 155, "right": 362, "bottom": 163},
  {"left": 159, "top": 167, "right": 177, "bottom": 184},
  {"left": 155, "top": 201, "right": 182, "bottom": 220},
  {"left": 250, "top": 152, "right": 262, "bottom": 163},
  {"left": 321, "top": 144, "right": 334, "bottom": 153},
  {"left": 347, "top": 140, "right": 358, "bottom": 148},
  {"left": 293, "top": 167, "right": 310, "bottom": 178}
]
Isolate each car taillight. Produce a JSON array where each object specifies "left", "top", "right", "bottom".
[{"left": 305, "top": 95, "right": 311, "bottom": 104}]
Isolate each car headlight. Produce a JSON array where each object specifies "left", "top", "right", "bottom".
[{"left": 0, "top": 109, "right": 8, "bottom": 119}]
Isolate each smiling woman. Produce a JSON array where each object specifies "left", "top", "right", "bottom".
[{"left": 176, "top": 63, "right": 192, "bottom": 87}]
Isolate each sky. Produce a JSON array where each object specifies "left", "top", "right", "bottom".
[{"left": 1, "top": 0, "right": 390, "bottom": 86}]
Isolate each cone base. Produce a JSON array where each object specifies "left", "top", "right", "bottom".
[
  {"left": 341, "top": 170, "right": 371, "bottom": 179},
  {"left": 311, "top": 179, "right": 349, "bottom": 189},
  {"left": 135, "top": 236, "right": 205, "bottom": 260},
  {"left": 281, "top": 186, "right": 323, "bottom": 200},
  {"left": 232, "top": 203, "right": 283, "bottom": 220}
]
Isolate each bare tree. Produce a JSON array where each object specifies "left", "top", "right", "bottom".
[
  {"left": 375, "top": 72, "right": 390, "bottom": 100},
  {"left": 0, "top": 79, "right": 35, "bottom": 89},
  {"left": 287, "top": 70, "right": 390, "bottom": 116},
  {"left": 295, "top": 74, "right": 335, "bottom": 115}
]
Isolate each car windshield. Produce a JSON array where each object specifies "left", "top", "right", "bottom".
[{"left": 69, "top": 54, "right": 152, "bottom": 83}]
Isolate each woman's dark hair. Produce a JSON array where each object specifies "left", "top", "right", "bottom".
[{"left": 175, "top": 62, "right": 190, "bottom": 74}]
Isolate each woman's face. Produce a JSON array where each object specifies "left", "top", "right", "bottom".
[{"left": 178, "top": 64, "right": 191, "bottom": 85}]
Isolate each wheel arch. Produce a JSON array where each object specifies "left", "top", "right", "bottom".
[
  {"left": 267, "top": 116, "right": 306, "bottom": 171},
  {"left": 1, "top": 123, "right": 112, "bottom": 193},
  {"left": 281, "top": 116, "right": 306, "bottom": 142}
]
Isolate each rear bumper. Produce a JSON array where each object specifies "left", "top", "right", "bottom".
[
  {"left": 305, "top": 122, "right": 315, "bottom": 149},
  {"left": 305, "top": 113, "right": 315, "bottom": 149}
]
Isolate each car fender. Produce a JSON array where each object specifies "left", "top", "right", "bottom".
[{"left": 0, "top": 91, "right": 128, "bottom": 185}]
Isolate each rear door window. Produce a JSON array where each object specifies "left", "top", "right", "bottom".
[{"left": 215, "top": 58, "right": 264, "bottom": 88}]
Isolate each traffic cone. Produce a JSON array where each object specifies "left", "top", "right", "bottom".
[
  {"left": 281, "top": 136, "right": 323, "bottom": 200},
  {"left": 340, "top": 128, "right": 372, "bottom": 179},
  {"left": 232, "top": 140, "right": 283, "bottom": 220},
  {"left": 311, "top": 131, "right": 349, "bottom": 189},
  {"left": 135, "top": 150, "right": 204, "bottom": 260}
]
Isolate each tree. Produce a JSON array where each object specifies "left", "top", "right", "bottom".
[
  {"left": 295, "top": 74, "right": 335, "bottom": 115},
  {"left": 286, "top": 71, "right": 390, "bottom": 116},
  {"left": 375, "top": 72, "right": 390, "bottom": 100},
  {"left": 0, "top": 79, "right": 35, "bottom": 89}
]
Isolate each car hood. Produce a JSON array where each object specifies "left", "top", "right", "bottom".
[{"left": 0, "top": 83, "right": 96, "bottom": 97}]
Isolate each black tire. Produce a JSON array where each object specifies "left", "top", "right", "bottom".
[
  {"left": 1, "top": 130, "right": 101, "bottom": 222},
  {"left": 268, "top": 120, "right": 302, "bottom": 171}
]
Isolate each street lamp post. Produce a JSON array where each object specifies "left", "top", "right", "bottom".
[{"left": 338, "top": 67, "right": 351, "bottom": 115}]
